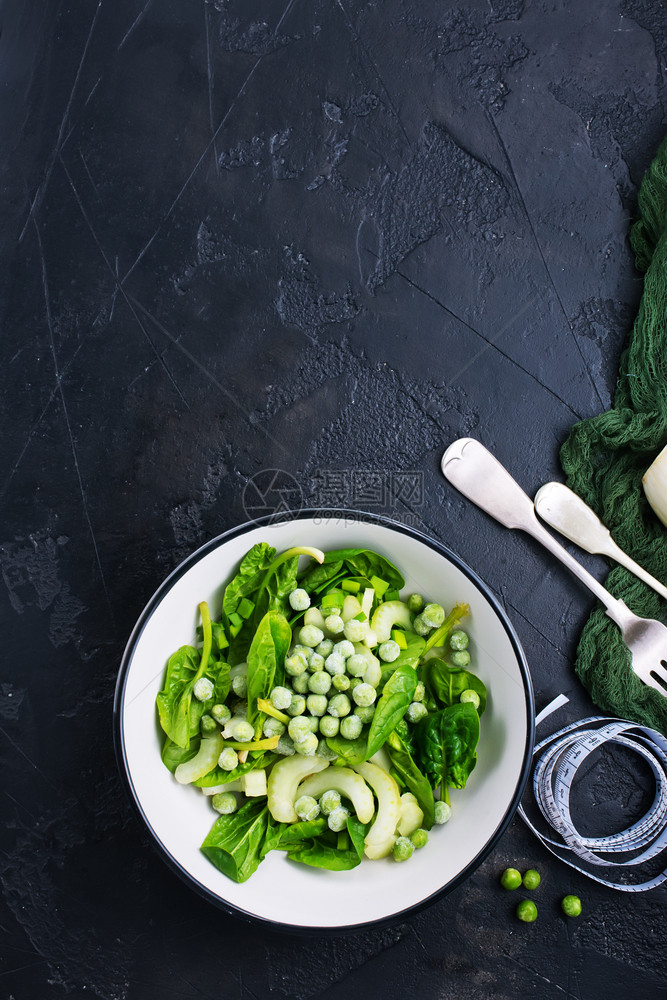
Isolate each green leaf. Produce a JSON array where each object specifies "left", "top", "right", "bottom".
[
  {"left": 386, "top": 729, "right": 435, "bottom": 828},
  {"left": 222, "top": 543, "right": 276, "bottom": 618},
  {"left": 161, "top": 736, "right": 200, "bottom": 773},
  {"left": 246, "top": 611, "right": 292, "bottom": 730},
  {"left": 278, "top": 817, "right": 328, "bottom": 846},
  {"left": 156, "top": 645, "right": 200, "bottom": 747},
  {"left": 321, "top": 549, "right": 405, "bottom": 590},
  {"left": 423, "top": 658, "right": 487, "bottom": 715},
  {"left": 415, "top": 702, "right": 480, "bottom": 791},
  {"left": 200, "top": 799, "right": 270, "bottom": 883},
  {"left": 367, "top": 663, "right": 417, "bottom": 758},
  {"left": 298, "top": 559, "right": 345, "bottom": 592},
  {"left": 324, "top": 733, "right": 369, "bottom": 764}
]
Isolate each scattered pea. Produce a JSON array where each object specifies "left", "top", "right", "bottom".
[
  {"left": 211, "top": 703, "right": 231, "bottom": 725},
  {"left": 406, "top": 701, "right": 428, "bottom": 723},
  {"left": 378, "top": 640, "right": 400, "bottom": 662},
  {"left": 410, "top": 828, "right": 428, "bottom": 849},
  {"left": 516, "top": 899, "right": 538, "bottom": 923},
  {"left": 407, "top": 593, "right": 424, "bottom": 613},
  {"left": 460, "top": 689, "right": 480, "bottom": 709},
  {"left": 299, "top": 625, "right": 324, "bottom": 648},
  {"left": 561, "top": 895, "right": 582, "bottom": 917},
  {"left": 340, "top": 714, "right": 363, "bottom": 740},
  {"left": 522, "top": 869, "right": 541, "bottom": 890},
  {"left": 500, "top": 868, "right": 522, "bottom": 890},
  {"left": 422, "top": 603, "right": 445, "bottom": 628},
  {"left": 294, "top": 794, "right": 320, "bottom": 821},
  {"left": 286, "top": 694, "right": 306, "bottom": 717},
  {"left": 451, "top": 649, "right": 471, "bottom": 668},
  {"left": 434, "top": 801, "right": 451, "bottom": 824},
  {"left": 327, "top": 805, "right": 350, "bottom": 832},
  {"left": 319, "top": 789, "right": 342, "bottom": 815},
  {"left": 217, "top": 747, "right": 239, "bottom": 771},
  {"left": 324, "top": 614, "right": 344, "bottom": 634}
]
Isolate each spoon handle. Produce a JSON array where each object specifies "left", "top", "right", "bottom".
[
  {"left": 440, "top": 438, "right": 630, "bottom": 625},
  {"left": 534, "top": 481, "right": 667, "bottom": 602}
]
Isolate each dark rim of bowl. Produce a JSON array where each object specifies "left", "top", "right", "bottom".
[{"left": 113, "top": 507, "right": 535, "bottom": 935}]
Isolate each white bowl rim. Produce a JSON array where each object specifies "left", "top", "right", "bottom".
[{"left": 113, "top": 507, "right": 535, "bottom": 933}]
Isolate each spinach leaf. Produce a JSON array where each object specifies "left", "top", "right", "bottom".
[
  {"left": 367, "top": 663, "right": 417, "bottom": 758},
  {"left": 278, "top": 817, "right": 328, "bottom": 846},
  {"left": 161, "top": 736, "right": 199, "bottom": 773},
  {"left": 324, "top": 733, "right": 368, "bottom": 765},
  {"left": 386, "top": 729, "right": 435, "bottom": 828},
  {"left": 200, "top": 799, "right": 269, "bottom": 883},
  {"left": 228, "top": 551, "right": 299, "bottom": 663},
  {"left": 298, "top": 559, "right": 345, "bottom": 592},
  {"left": 156, "top": 645, "right": 201, "bottom": 748},
  {"left": 415, "top": 702, "right": 480, "bottom": 792},
  {"left": 222, "top": 542, "right": 276, "bottom": 618},
  {"left": 423, "top": 658, "right": 487, "bottom": 715},
  {"left": 321, "top": 548, "right": 405, "bottom": 589},
  {"left": 286, "top": 813, "right": 368, "bottom": 871},
  {"left": 246, "top": 611, "right": 291, "bottom": 730},
  {"left": 346, "top": 815, "right": 369, "bottom": 860}
]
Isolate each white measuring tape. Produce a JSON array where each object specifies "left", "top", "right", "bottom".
[{"left": 519, "top": 694, "right": 667, "bottom": 891}]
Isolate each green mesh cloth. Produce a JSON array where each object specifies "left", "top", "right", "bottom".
[{"left": 560, "top": 137, "right": 667, "bottom": 735}]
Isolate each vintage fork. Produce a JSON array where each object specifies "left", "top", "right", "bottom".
[{"left": 441, "top": 437, "right": 667, "bottom": 698}]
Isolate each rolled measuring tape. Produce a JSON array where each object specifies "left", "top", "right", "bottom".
[{"left": 519, "top": 694, "right": 667, "bottom": 891}]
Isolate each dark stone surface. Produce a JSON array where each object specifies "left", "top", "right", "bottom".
[{"left": 1, "top": 0, "right": 666, "bottom": 997}]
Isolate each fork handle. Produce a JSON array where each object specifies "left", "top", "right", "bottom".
[{"left": 441, "top": 439, "right": 634, "bottom": 629}]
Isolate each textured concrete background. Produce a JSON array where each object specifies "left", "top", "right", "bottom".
[{"left": 1, "top": 0, "right": 666, "bottom": 997}]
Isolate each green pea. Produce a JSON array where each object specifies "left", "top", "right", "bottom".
[
  {"left": 522, "top": 869, "right": 541, "bottom": 890},
  {"left": 500, "top": 867, "right": 522, "bottom": 890},
  {"left": 516, "top": 899, "right": 538, "bottom": 922},
  {"left": 561, "top": 895, "right": 582, "bottom": 917}
]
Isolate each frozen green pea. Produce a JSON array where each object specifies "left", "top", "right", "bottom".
[
  {"left": 434, "top": 801, "right": 451, "bottom": 824},
  {"left": 284, "top": 652, "right": 308, "bottom": 677},
  {"left": 231, "top": 674, "right": 247, "bottom": 697},
  {"left": 422, "top": 603, "right": 445, "bottom": 628},
  {"left": 308, "top": 671, "right": 332, "bottom": 695},
  {"left": 449, "top": 629, "right": 469, "bottom": 651},
  {"left": 288, "top": 716, "right": 312, "bottom": 741},
  {"left": 327, "top": 805, "right": 350, "bottom": 832},
  {"left": 378, "top": 640, "right": 400, "bottom": 662},
  {"left": 325, "top": 653, "right": 346, "bottom": 675},
  {"left": 316, "top": 639, "right": 334, "bottom": 657},
  {"left": 289, "top": 588, "right": 311, "bottom": 611},
  {"left": 270, "top": 686, "right": 292, "bottom": 710},
  {"left": 327, "top": 693, "right": 351, "bottom": 718},
  {"left": 286, "top": 694, "right": 306, "bottom": 717},
  {"left": 319, "top": 715, "right": 340, "bottom": 737},
  {"left": 294, "top": 794, "right": 320, "bottom": 821},
  {"left": 406, "top": 701, "right": 428, "bottom": 723},
  {"left": 294, "top": 732, "right": 319, "bottom": 756},
  {"left": 211, "top": 703, "right": 231, "bottom": 725},
  {"left": 413, "top": 614, "right": 431, "bottom": 636},
  {"left": 299, "top": 625, "right": 324, "bottom": 648},
  {"left": 263, "top": 716, "right": 286, "bottom": 737},
  {"left": 217, "top": 747, "right": 239, "bottom": 771},
  {"left": 193, "top": 677, "right": 214, "bottom": 702},
  {"left": 352, "top": 682, "right": 376, "bottom": 707},
  {"left": 392, "top": 836, "right": 414, "bottom": 862},
  {"left": 410, "top": 828, "right": 428, "bottom": 849},
  {"left": 413, "top": 681, "right": 426, "bottom": 703},
  {"left": 332, "top": 673, "right": 350, "bottom": 691},
  {"left": 346, "top": 654, "right": 368, "bottom": 677},
  {"left": 353, "top": 704, "right": 375, "bottom": 723},
  {"left": 340, "top": 714, "right": 363, "bottom": 740},
  {"left": 211, "top": 791, "right": 238, "bottom": 814},
  {"left": 319, "top": 789, "right": 341, "bottom": 815},
  {"left": 307, "top": 694, "right": 328, "bottom": 716},
  {"left": 230, "top": 720, "right": 254, "bottom": 741},
  {"left": 407, "top": 593, "right": 424, "bottom": 613},
  {"left": 334, "top": 639, "right": 355, "bottom": 659},
  {"left": 460, "top": 689, "right": 480, "bottom": 709},
  {"left": 324, "top": 614, "right": 344, "bottom": 634},
  {"left": 451, "top": 650, "right": 471, "bottom": 668},
  {"left": 276, "top": 735, "right": 295, "bottom": 756},
  {"left": 292, "top": 673, "right": 309, "bottom": 694},
  {"left": 308, "top": 652, "right": 325, "bottom": 672},
  {"left": 343, "top": 619, "right": 368, "bottom": 642},
  {"left": 303, "top": 715, "right": 320, "bottom": 733},
  {"left": 200, "top": 714, "right": 217, "bottom": 735}
]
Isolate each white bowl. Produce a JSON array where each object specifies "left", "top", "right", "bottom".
[{"left": 114, "top": 510, "right": 534, "bottom": 931}]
